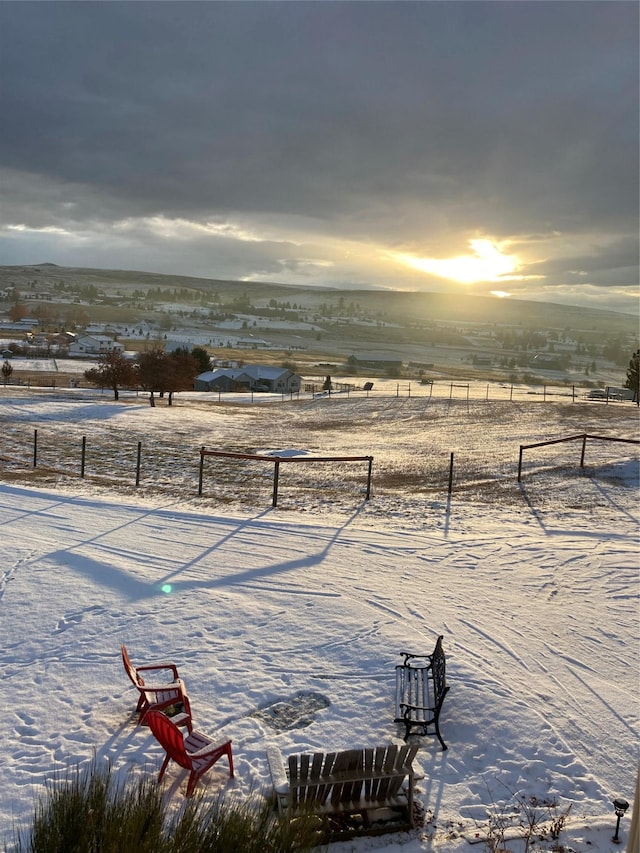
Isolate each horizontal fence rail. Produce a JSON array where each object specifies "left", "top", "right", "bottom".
[
  {"left": 6, "top": 424, "right": 636, "bottom": 505},
  {"left": 199, "top": 448, "right": 374, "bottom": 507},
  {"left": 517, "top": 433, "right": 640, "bottom": 482}
]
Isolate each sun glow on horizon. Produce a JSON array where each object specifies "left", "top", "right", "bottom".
[{"left": 393, "top": 239, "right": 519, "bottom": 284}]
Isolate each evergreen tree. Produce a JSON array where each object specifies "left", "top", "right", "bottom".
[
  {"left": 170, "top": 346, "right": 210, "bottom": 375},
  {"left": 624, "top": 349, "right": 639, "bottom": 404},
  {"left": 189, "top": 346, "right": 211, "bottom": 374}
]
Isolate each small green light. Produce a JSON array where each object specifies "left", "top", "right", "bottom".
[{"left": 161, "top": 584, "right": 172, "bottom": 594}]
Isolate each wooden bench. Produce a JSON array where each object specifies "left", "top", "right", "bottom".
[
  {"left": 266, "top": 742, "right": 418, "bottom": 841},
  {"left": 394, "top": 634, "right": 450, "bottom": 750}
]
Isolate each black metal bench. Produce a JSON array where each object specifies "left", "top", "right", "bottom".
[{"left": 394, "top": 634, "right": 449, "bottom": 750}]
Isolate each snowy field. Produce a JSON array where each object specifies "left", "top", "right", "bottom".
[{"left": 0, "top": 388, "right": 638, "bottom": 852}]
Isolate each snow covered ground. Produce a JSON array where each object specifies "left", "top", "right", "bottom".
[{"left": 0, "top": 388, "right": 638, "bottom": 852}]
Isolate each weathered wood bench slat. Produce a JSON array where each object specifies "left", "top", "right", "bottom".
[{"left": 267, "top": 743, "right": 418, "bottom": 841}]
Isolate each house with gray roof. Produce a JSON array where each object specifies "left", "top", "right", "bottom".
[{"left": 195, "top": 365, "right": 302, "bottom": 393}]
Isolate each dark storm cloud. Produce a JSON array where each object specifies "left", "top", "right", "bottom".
[
  {"left": 0, "top": 1, "right": 637, "bottom": 308},
  {"left": 522, "top": 237, "right": 640, "bottom": 279}
]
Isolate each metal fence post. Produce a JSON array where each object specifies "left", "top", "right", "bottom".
[
  {"left": 272, "top": 459, "right": 280, "bottom": 507},
  {"left": 198, "top": 446, "right": 205, "bottom": 496},
  {"left": 135, "top": 441, "right": 142, "bottom": 487},
  {"left": 517, "top": 446, "right": 524, "bottom": 482},
  {"left": 365, "top": 457, "right": 373, "bottom": 500},
  {"left": 580, "top": 434, "right": 587, "bottom": 467}
]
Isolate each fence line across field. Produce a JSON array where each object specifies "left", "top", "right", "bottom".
[
  {"left": 308, "top": 382, "right": 599, "bottom": 403},
  {"left": 199, "top": 448, "right": 374, "bottom": 507},
  {"left": 3, "top": 377, "right": 635, "bottom": 405},
  {"left": 517, "top": 433, "right": 640, "bottom": 482},
  {"left": 32, "top": 428, "right": 145, "bottom": 485},
  {"left": 21, "top": 429, "right": 638, "bottom": 502}
]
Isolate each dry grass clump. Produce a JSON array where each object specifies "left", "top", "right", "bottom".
[{"left": 9, "top": 758, "right": 323, "bottom": 853}]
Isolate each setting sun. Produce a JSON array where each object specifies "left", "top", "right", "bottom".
[{"left": 393, "top": 239, "right": 519, "bottom": 284}]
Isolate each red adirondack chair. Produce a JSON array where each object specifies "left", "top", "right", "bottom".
[
  {"left": 145, "top": 710, "right": 234, "bottom": 797},
  {"left": 121, "top": 643, "right": 191, "bottom": 727}
]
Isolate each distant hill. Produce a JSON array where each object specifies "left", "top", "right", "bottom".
[{"left": 0, "top": 263, "right": 636, "bottom": 336}]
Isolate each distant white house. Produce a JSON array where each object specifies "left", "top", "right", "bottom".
[
  {"left": 68, "top": 335, "right": 125, "bottom": 356},
  {"left": 194, "top": 365, "right": 302, "bottom": 393}
]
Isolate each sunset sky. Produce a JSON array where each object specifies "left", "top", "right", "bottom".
[{"left": 0, "top": 1, "right": 638, "bottom": 313}]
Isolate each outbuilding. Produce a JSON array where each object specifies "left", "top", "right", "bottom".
[{"left": 347, "top": 353, "right": 404, "bottom": 373}]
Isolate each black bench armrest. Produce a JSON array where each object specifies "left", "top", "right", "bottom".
[{"left": 399, "top": 651, "right": 433, "bottom": 667}]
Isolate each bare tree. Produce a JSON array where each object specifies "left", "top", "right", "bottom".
[
  {"left": 8, "top": 301, "right": 28, "bottom": 322},
  {"left": 136, "top": 348, "right": 168, "bottom": 407},
  {"left": 84, "top": 350, "right": 137, "bottom": 401},
  {"left": 136, "top": 348, "right": 201, "bottom": 406},
  {"left": 166, "top": 350, "right": 200, "bottom": 405}
]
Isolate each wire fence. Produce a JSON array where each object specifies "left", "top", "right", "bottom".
[
  {"left": 2, "top": 424, "right": 637, "bottom": 510},
  {"left": 1, "top": 376, "right": 635, "bottom": 404}
]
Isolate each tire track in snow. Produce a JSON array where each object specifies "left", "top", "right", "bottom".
[
  {"left": 363, "top": 597, "right": 405, "bottom": 621},
  {"left": 453, "top": 606, "right": 636, "bottom": 798},
  {"left": 458, "top": 617, "right": 531, "bottom": 670}
]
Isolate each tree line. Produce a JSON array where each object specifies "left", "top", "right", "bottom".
[{"left": 83, "top": 347, "right": 210, "bottom": 406}]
